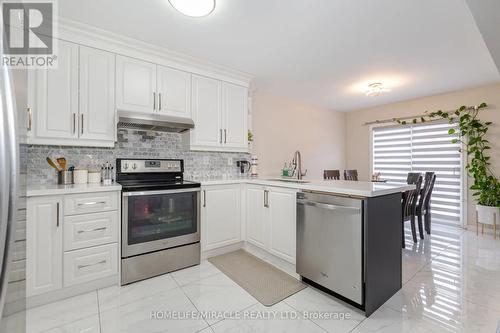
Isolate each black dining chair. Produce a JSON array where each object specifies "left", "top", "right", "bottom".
[
  {"left": 344, "top": 170, "right": 358, "bottom": 181},
  {"left": 418, "top": 172, "right": 436, "bottom": 235},
  {"left": 407, "top": 172, "right": 422, "bottom": 185},
  {"left": 402, "top": 174, "right": 423, "bottom": 248},
  {"left": 324, "top": 170, "right": 340, "bottom": 180}
]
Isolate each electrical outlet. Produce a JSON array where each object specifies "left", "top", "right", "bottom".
[
  {"left": 203, "top": 156, "right": 210, "bottom": 165},
  {"left": 227, "top": 157, "right": 233, "bottom": 166}
]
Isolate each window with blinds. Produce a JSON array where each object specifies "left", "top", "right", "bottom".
[{"left": 372, "top": 122, "right": 462, "bottom": 226}]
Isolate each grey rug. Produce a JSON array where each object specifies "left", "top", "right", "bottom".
[{"left": 208, "top": 250, "right": 306, "bottom": 306}]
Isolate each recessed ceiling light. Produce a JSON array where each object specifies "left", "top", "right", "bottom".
[
  {"left": 168, "top": 0, "right": 216, "bottom": 17},
  {"left": 365, "top": 82, "right": 391, "bottom": 97}
]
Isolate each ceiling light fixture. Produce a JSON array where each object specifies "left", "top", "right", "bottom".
[
  {"left": 365, "top": 82, "right": 391, "bottom": 97},
  {"left": 168, "top": 0, "right": 216, "bottom": 17}
]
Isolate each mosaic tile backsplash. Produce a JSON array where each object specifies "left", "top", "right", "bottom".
[{"left": 28, "top": 129, "right": 250, "bottom": 185}]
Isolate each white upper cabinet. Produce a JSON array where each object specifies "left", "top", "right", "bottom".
[
  {"left": 188, "top": 75, "right": 248, "bottom": 152},
  {"left": 116, "top": 55, "right": 156, "bottom": 114},
  {"left": 190, "top": 75, "right": 222, "bottom": 147},
  {"left": 157, "top": 66, "right": 191, "bottom": 118},
  {"left": 79, "top": 46, "right": 116, "bottom": 142},
  {"left": 27, "top": 40, "right": 116, "bottom": 147},
  {"left": 222, "top": 82, "right": 248, "bottom": 149},
  {"left": 31, "top": 40, "right": 79, "bottom": 140}
]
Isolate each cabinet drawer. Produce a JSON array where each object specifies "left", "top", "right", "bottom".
[
  {"left": 64, "top": 192, "right": 118, "bottom": 215},
  {"left": 64, "top": 211, "right": 118, "bottom": 251},
  {"left": 63, "top": 244, "right": 118, "bottom": 287}
]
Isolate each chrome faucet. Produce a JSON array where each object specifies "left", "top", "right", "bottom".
[{"left": 292, "top": 150, "right": 307, "bottom": 180}]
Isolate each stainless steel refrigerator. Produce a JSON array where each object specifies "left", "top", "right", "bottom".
[{"left": 0, "top": 46, "right": 26, "bottom": 332}]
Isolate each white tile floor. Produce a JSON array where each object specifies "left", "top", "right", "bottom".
[{"left": 5, "top": 224, "right": 500, "bottom": 333}]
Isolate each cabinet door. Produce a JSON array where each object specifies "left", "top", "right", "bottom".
[
  {"left": 27, "top": 197, "right": 63, "bottom": 296},
  {"left": 32, "top": 40, "right": 78, "bottom": 140},
  {"left": 116, "top": 55, "right": 156, "bottom": 114},
  {"left": 202, "top": 186, "right": 241, "bottom": 251},
  {"left": 222, "top": 82, "right": 248, "bottom": 150},
  {"left": 79, "top": 46, "right": 116, "bottom": 142},
  {"left": 268, "top": 188, "right": 297, "bottom": 263},
  {"left": 190, "top": 75, "right": 222, "bottom": 148},
  {"left": 245, "top": 185, "right": 267, "bottom": 249},
  {"left": 157, "top": 66, "right": 191, "bottom": 118}
]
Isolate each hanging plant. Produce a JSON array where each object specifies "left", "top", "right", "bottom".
[{"left": 390, "top": 102, "right": 499, "bottom": 208}]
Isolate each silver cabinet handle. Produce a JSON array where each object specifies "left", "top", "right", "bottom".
[
  {"left": 203, "top": 190, "right": 206, "bottom": 207},
  {"left": 73, "top": 113, "right": 76, "bottom": 134},
  {"left": 264, "top": 190, "right": 269, "bottom": 208},
  {"left": 78, "top": 260, "right": 106, "bottom": 269},
  {"left": 220, "top": 129, "right": 223, "bottom": 144},
  {"left": 77, "top": 201, "right": 106, "bottom": 206},
  {"left": 27, "top": 107, "right": 32, "bottom": 131},
  {"left": 159, "top": 93, "right": 162, "bottom": 110},
  {"left": 56, "top": 202, "right": 60, "bottom": 227},
  {"left": 81, "top": 114, "right": 84, "bottom": 135},
  {"left": 77, "top": 227, "right": 107, "bottom": 234},
  {"left": 297, "top": 199, "right": 360, "bottom": 212},
  {"left": 224, "top": 129, "right": 227, "bottom": 143},
  {"left": 153, "top": 92, "right": 156, "bottom": 110}
]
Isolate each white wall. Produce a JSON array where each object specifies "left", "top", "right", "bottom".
[
  {"left": 345, "top": 83, "right": 500, "bottom": 226},
  {"left": 251, "top": 91, "right": 346, "bottom": 179}
]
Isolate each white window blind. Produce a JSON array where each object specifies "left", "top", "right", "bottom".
[{"left": 372, "top": 122, "right": 462, "bottom": 226}]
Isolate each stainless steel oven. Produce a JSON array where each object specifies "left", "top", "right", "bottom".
[
  {"left": 117, "top": 158, "right": 201, "bottom": 285},
  {"left": 122, "top": 188, "right": 200, "bottom": 257}
]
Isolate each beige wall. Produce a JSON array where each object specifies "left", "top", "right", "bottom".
[
  {"left": 345, "top": 83, "right": 500, "bottom": 225},
  {"left": 251, "top": 91, "right": 346, "bottom": 179}
]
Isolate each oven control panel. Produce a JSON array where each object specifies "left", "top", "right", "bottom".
[{"left": 119, "top": 159, "right": 182, "bottom": 173}]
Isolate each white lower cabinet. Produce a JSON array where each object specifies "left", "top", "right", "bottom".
[
  {"left": 201, "top": 183, "right": 297, "bottom": 264},
  {"left": 63, "top": 243, "right": 118, "bottom": 287},
  {"left": 245, "top": 185, "right": 297, "bottom": 264},
  {"left": 27, "top": 196, "right": 63, "bottom": 297},
  {"left": 27, "top": 191, "right": 119, "bottom": 300},
  {"left": 202, "top": 185, "right": 241, "bottom": 251},
  {"left": 245, "top": 185, "right": 267, "bottom": 248}
]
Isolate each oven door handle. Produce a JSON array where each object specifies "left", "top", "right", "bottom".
[{"left": 122, "top": 188, "right": 201, "bottom": 197}]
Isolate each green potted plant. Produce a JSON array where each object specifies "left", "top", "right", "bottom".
[{"left": 394, "top": 103, "right": 500, "bottom": 227}]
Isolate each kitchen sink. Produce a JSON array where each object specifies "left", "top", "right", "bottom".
[{"left": 266, "top": 178, "right": 311, "bottom": 184}]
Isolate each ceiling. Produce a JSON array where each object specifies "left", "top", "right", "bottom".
[{"left": 58, "top": 0, "right": 500, "bottom": 111}]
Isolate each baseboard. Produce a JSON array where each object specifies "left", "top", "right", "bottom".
[
  {"left": 27, "top": 275, "right": 118, "bottom": 309},
  {"left": 201, "top": 241, "right": 244, "bottom": 260},
  {"left": 243, "top": 242, "right": 298, "bottom": 279}
]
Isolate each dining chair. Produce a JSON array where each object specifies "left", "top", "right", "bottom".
[
  {"left": 406, "top": 172, "right": 422, "bottom": 185},
  {"left": 344, "top": 170, "right": 358, "bottom": 181},
  {"left": 413, "top": 172, "right": 436, "bottom": 239},
  {"left": 324, "top": 170, "right": 340, "bottom": 180},
  {"left": 402, "top": 175, "right": 423, "bottom": 248},
  {"left": 421, "top": 172, "right": 436, "bottom": 235}
]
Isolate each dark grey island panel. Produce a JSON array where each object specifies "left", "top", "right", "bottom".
[{"left": 364, "top": 192, "right": 402, "bottom": 316}]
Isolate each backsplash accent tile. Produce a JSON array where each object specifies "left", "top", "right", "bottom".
[{"left": 28, "top": 129, "right": 250, "bottom": 185}]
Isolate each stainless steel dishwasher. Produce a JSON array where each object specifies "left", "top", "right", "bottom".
[{"left": 296, "top": 191, "right": 363, "bottom": 305}]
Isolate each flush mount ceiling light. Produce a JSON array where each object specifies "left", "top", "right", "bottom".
[
  {"left": 168, "top": 0, "right": 216, "bottom": 17},
  {"left": 365, "top": 82, "right": 391, "bottom": 97}
]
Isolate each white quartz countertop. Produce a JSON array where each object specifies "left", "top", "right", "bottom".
[
  {"left": 197, "top": 178, "right": 414, "bottom": 197},
  {"left": 27, "top": 183, "right": 122, "bottom": 197}
]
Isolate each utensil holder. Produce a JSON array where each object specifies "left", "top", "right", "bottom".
[{"left": 57, "top": 171, "right": 73, "bottom": 185}]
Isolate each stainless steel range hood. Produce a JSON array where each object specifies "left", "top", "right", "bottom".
[{"left": 117, "top": 111, "right": 194, "bottom": 133}]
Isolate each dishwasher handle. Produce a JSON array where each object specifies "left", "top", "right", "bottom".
[{"left": 297, "top": 198, "right": 360, "bottom": 212}]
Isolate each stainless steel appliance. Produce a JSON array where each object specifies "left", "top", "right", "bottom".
[
  {"left": 117, "top": 159, "right": 201, "bottom": 285},
  {"left": 296, "top": 191, "right": 363, "bottom": 305},
  {"left": 0, "top": 53, "right": 24, "bottom": 327},
  {"left": 117, "top": 110, "right": 194, "bottom": 133}
]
